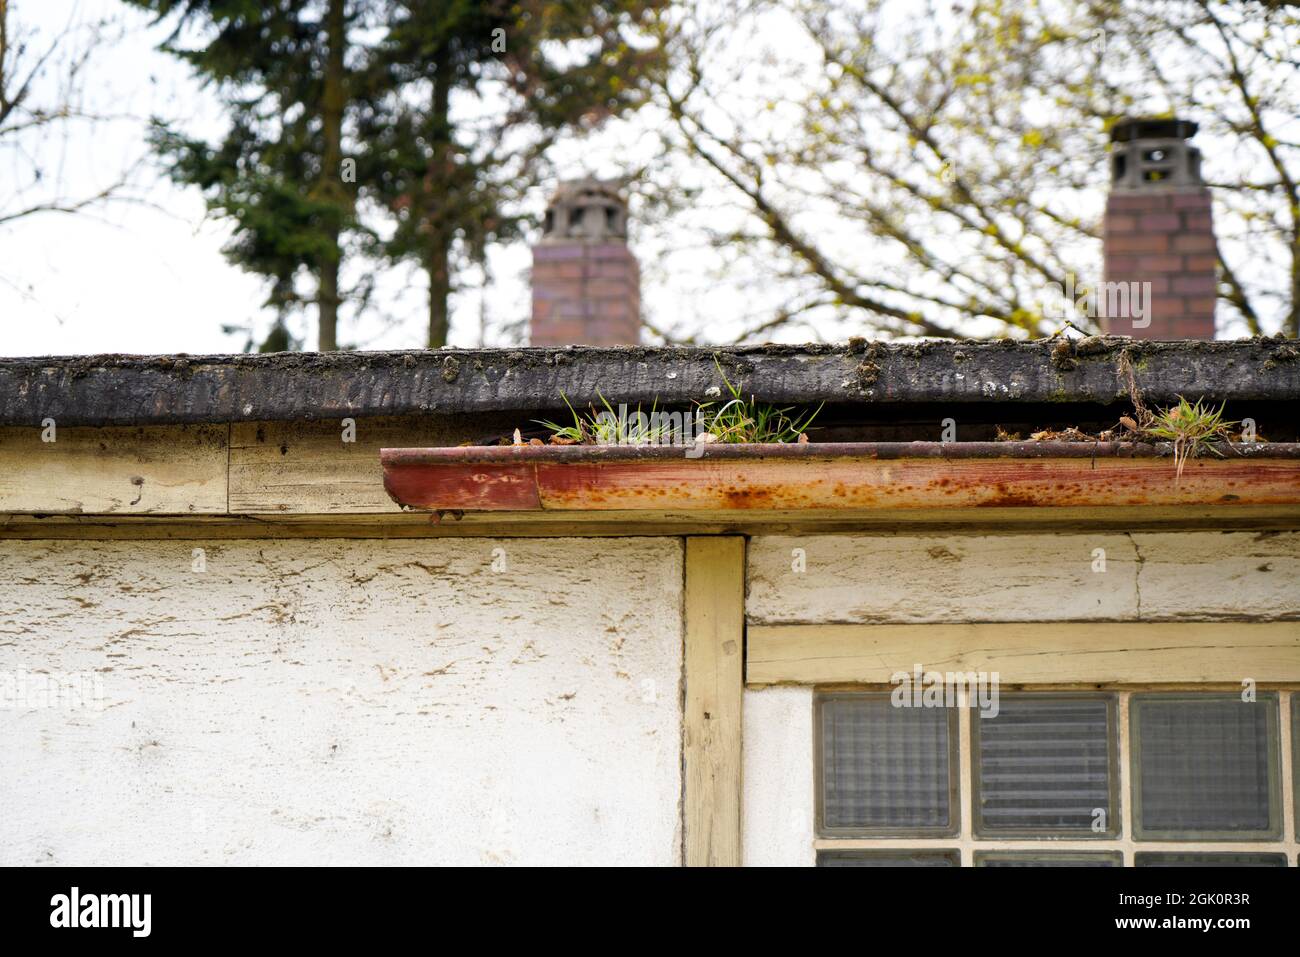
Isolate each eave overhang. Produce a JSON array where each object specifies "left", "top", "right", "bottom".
[{"left": 4, "top": 338, "right": 1298, "bottom": 427}]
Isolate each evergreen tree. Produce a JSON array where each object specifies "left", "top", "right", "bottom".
[
  {"left": 360, "top": 0, "right": 667, "bottom": 347},
  {"left": 127, "top": 0, "right": 362, "bottom": 350},
  {"left": 131, "top": 0, "right": 667, "bottom": 351}
]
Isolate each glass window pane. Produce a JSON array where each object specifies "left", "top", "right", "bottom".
[
  {"left": 1293, "top": 695, "right": 1299, "bottom": 832},
  {"left": 818, "top": 850, "right": 958, "bottom": 867},
  {"left": 1135, "top": 853, "right": 1287, "bottom": 867},
  {"left": 973, "top": 694, "right": 1116, "bottom": 836},
  {"left": 1131, "top": 694, "right": 1281, "bottom": 840},
  {"left": 817, "top": 693, "right": 957, "bottom": 836},
  {"left": 976, "top": 851, "right": 1121, "bottom": 867}
]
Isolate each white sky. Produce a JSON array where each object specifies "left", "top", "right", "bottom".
[
  {"left": 1, "top": 2, "right": 260, "bottom": 354},
  {"left": 1, "top": 0, "right": 558, "bottom": 356},
  {"left": 0, "top": 169, "right": 281, "bottom": 357},
  {"left": 1, "top": 2, "right": 1289, "bottom": 357},
  {"left": 2, "top": 1, "right": 731, "bottom": 357}
]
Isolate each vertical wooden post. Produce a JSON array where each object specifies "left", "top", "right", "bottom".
[{"left": 683, "top": 536, "right": 745, "bottom": 866}]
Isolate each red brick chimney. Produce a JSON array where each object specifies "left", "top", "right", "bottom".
[
  {"left": 1102, "top": 118, "right": 1217, "bottom": 338},
  {"left": 530, "top": 179, "right": 640, "bottom": 346}
]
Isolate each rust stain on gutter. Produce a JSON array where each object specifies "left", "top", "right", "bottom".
[
  {"left": 381, "top": 442, "right": 1300, "bottom": 512},
  {"left": 382, "top": 459, "right": 540, "bottom": 511}
]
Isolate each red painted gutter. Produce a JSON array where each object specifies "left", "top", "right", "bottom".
[{"left": 380, "top": 442, "right": 1300, "bottom": 512}]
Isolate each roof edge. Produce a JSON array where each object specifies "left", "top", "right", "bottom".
[{"left": 1, "top": 338, "right": 1296, "bottom": 427}]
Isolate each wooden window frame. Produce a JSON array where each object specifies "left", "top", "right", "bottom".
[{"left": 747, "top": 622, "right": 1300, "bottom": 688}]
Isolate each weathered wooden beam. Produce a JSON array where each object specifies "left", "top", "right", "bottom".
[
  {"left": 0, "top": 424, "right": 229, "bottom": 514},
  {"left": 3, "top": 338, "right": 1297, "bottom": 426},
  {"left": 746, "top": 532, "right": 1300, "bottom": 624},
  {"left": 747, "top": 621, "right": 1300, "bottom": 686},
  {"left": 226, "top": 416, "right": 517, "bottom": 514},
  {"left": 683, "top": 537, "right": 745, "bottom": 867},
  {"left": 5, "top": 505, "right": 1300, "bottom": 537}
]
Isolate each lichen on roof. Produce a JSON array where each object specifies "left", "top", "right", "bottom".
[{"left": 0, "top": 337, "right": 1296, "bottom": 427}]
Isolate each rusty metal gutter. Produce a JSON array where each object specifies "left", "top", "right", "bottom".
[{"left": 381, "top": 442, "right": 1300, "bottom": 512}]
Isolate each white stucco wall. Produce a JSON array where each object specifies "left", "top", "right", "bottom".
[
  {"left": 742, "top": 686, "right": 814, "bottom": 866},
  {"left": 0, "top": 538, "right": 684, "bottom": 866}
]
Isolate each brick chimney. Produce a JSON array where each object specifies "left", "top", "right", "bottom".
[
  {"left": 530, "top": 179, "right": 640, "bottom": 346},
  {"left": 1102, "top": 118, "right": 1217, "bottom": 338}
]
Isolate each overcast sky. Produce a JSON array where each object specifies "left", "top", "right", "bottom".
[
  {"left": 3, "top": 2, "right": 1287, "bottom": 358},
  {"left": 0, "top": 2, "right": 263, "bottom": 355},
  {"left": 0, "top": 0, "right": 638, "bottom": 357},
  {"left": 1, "top": 1, "right": 857, "bottom": 360}
]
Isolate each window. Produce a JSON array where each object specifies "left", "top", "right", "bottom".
[
  {"left": 818, "top": 850, "right": 958, "bottom": 867},
  {"left": 817, "top": 693, "right": 957, "bottom": 837},
  {"left": 975, "top": 851, "right": 1121, "bottom": 867},
  {"left": 815, "top": 690, "right": 1298, "bottom": 866},
  {"left": 971, "top": 694, "right": 1118, "bottom": 837},
  {"left": 1293, "top": 695, "right": 1299, "bottom": 834},
  {"left": 1134, "top": 852, "right": 1287, "bottom": 867},
  {"left": 1131, "top": 694, "right": 1281, "bottom": 840}
]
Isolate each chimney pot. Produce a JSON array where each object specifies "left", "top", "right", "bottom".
[
  {"left": 530, "top": 178, "right": 640, "bottom": 346},
  {"left": 1109, "top": 116, "right": 1204, "bottom": 191},
  {"left": 1102, "top": 116, "right": 1217, "bottom": 338}
]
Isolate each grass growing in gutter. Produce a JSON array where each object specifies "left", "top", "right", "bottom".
[
  {"left": 534, "top": 393, "right": 676, "bottom": 446},
  {"left": 532, "top": 356, "right": 822, "bottom": 447},
  {"left": 1002, "top": 392, "right": 1241, "bottom": 482},
  {"left": 1144, "top": 396, "right": 1236, "bottom": 482},
  {"left": 696, "top": 359, "right": 822, "bottom": 444}
]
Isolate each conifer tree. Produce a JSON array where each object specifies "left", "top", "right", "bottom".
[
  {"left": 127, "top": 0, "right": 361, "bottom": 350},
  {"left": 360, "top": 0, "right": 667, "bottom": 347},
  {"left": 132, "top": 0, "right": 667, "bottom": 350}
]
